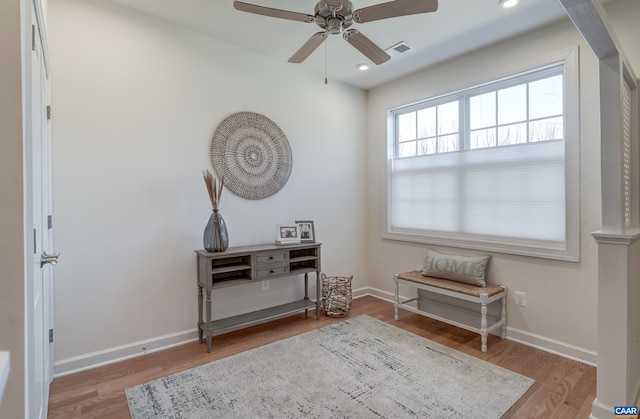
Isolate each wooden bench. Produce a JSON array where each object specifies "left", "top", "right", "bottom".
[{"left": 393, "top": 270, "right": 507, "bottom": 352}]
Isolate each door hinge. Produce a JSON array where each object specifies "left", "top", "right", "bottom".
[
  {"left": 33, "top": 228, "right": 37, "bottom": 254},
  {"left": 31, "top": 24, "right": 36, "bottom": 51},
  {"left": 49, "top": 329, "right": 54, "bottom": 343},
  {"left": 46, "top": 105, "right": 51, "bottom": 121},
  {"left": 48, "top": 215, "right": 52, "bottom": 229}
]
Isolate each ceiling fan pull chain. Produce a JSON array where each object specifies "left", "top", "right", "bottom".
[{"left": 325, "top": 37, "right": 328, "bottom": 85}]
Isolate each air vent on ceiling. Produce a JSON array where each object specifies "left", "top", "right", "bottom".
[{"left": 385, "top": 41, "right": 414, "bottom": 57}]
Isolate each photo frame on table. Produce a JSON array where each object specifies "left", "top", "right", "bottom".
[
  {"left": 277, "top": 224, "right": 299, "bottom": 244},
  {"left": 296, "top": 220, "right": 315, "bottom": 243}
]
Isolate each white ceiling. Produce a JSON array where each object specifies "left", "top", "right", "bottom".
[{"left": 105, "top": 0, "right": 570, "bottom": 90}]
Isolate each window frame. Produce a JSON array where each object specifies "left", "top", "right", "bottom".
[{"left": 384, "top": 47, "right": 580, "bottom": 262}]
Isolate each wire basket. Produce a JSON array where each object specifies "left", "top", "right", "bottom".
[{"left": 321, "top": 273, "right": 353, "bottom": 317}]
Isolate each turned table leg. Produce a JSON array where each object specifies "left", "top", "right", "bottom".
[
  {"left": 481, "top": 298, "right": 488, "bottom": 352},
  {"left": 197, "top": 283, "right": 203, "bottom": 344},
  {"left": 501, "top": 287, "right": 507, "bottom": 340},
  {"left": 393, "top": 275, "right": 399, "bottom": 321},
  {"left": 316, "top": 271, "right": 321, "bottom": 320},
  {"left": 205, "top": 288, "right": 212, "bottom": 353}
]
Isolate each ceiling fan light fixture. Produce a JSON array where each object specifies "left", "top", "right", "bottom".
[
  {"left": 326, "top": 18, "right": 343, "bottom": 35},
  {"left": 499, "top": 0, "right": 518, "bottom": 9},
  {"left": 357, "top": 63, "right": 369, "bottom": 71}
]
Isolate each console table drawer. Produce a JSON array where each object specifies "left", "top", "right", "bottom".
[
  {"left": 255, "top": 252, "right": 287, "bottom": 265},
  {"left": 256, "top": 265, "right": 287, "bottom": 279}
]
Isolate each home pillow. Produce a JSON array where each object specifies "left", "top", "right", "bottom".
[{"left": 421, "top": 249, "right": 490, "bottom": 287}]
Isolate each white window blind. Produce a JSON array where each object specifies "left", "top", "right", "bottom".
[
  {"left": 386, "top": 49, "right": 579, "bottom": 261},
  {"left": 390, "top": 140, "right": 565, "bottom": 242}
]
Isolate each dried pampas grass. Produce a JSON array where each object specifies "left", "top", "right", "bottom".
[{"left": 202, "top": 169, "right": 224, "bottom": 211}]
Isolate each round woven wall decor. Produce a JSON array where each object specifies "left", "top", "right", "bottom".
[{"left": 210, "top": 112, "right": 292, "bottom": 200}]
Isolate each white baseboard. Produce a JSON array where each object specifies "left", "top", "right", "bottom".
[
  {"left": 55, "top": 287, "right": 597, "bottom": 377},
  {"left": 54, "top": 329, "right": 199, "bottom": 377},
  {"left": 506, "top": 327, "right": 597, "bottom": 366},
  {"left": 589, "top": 398, "right": 613, "bottom": 419},
  {"left": 353, "top": 286, "right": 392, "bottom": 301},
  {"left": 589, "top": 389, "right": 640, "bottom": 419},
  {"left": 357, "top": 287, "right": 597, "bottom": 367}
]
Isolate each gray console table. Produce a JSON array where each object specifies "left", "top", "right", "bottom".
[{"left": 195, "top": 243, "right": 322, "bottom": 352}]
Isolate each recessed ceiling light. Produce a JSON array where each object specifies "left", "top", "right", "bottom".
[
  {"left": 499, "top": 0, "right": 518, "bottom": 8},
  {"left": 357, "top": 63, "right": 369, "bottom": 71}
]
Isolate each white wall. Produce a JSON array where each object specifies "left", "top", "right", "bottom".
[
  {"left": 366, "top": 19, "right": 602, "bottom": 359},
  {"left": 0, "top": 1, "right": 27, "bottom": 416},
  {"left": 605, "top": 0, "right": 640, "bottom": 72},
  {"left": 49, "top": 0, "right": 368, "bottom": 372},
  {"left": 47, "top": 0, "right": 640, "bottom": 374}
]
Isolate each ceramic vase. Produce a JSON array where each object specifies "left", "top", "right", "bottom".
[{"left": 203, "top": 209, "right": 229, "bottom": 252}]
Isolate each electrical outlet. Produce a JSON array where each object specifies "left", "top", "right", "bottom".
[
  {"left": 262, "top": 280, "right": 270, "bottom": 290},
  {"left": 514, "top": 291, "right": 527, "bottom": 307}
]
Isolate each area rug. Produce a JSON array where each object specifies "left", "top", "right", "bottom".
[{"left": 125, "top": 315, "right": 533, "bottom": 418}]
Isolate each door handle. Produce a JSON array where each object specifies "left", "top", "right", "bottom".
[{"left": 41, "top": 251, "right": 61, "bottom": 268}]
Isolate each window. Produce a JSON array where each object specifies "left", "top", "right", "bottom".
[
  {"left": 386, "top": 49, "right": 579, "bottom": 261},
  {"left": 396, "top": 66, "right": 563, "bottom": 156}
]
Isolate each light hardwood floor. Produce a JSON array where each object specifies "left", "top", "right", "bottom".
[{"left": 48, "top": 296, "right": 596, "bottom": 418}]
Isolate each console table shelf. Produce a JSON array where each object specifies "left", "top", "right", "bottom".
[
  {"left": 210, "top": 300, "right": 317, "bottom": 335},
  {"left": 211, "top": 277, "right": 252, "bottom": 289},
  {"left": 211, "top": 264, "right": 252, "bottom": 274},
  {"left": 195, "top": 243, "right": 322, "bottom": 352}
]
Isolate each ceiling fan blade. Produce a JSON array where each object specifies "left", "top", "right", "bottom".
[
  {"left": 343, "top": 29, "right": 390, "bottom": 65},
  {"left": 288, "top": 32, "right": 329, "bottom": 63},
  {"left": 353, "top": 0, "right": 438, "bottom": 24},
  {"left": 233, "top": 1, "right": 315, "bottom": 23}
]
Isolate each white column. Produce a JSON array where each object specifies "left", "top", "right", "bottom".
[
  {"left": 558, "top": 1, "right": 640, "bottom": 416},
  {"left": 590, "top": 54, "right": 640, "bottom": 418},
  {"left": 590, "top": 232, "right": 640, "bottom": 419}
]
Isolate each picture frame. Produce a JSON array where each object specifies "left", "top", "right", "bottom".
[
  {"left": 296, "top": 220, "right": 315, "bottom": 243},
  {"left": 277, "top": 224, "right": 299, "bottom": 244}
]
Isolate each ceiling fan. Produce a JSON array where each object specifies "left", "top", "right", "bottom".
[{"left": 233, "top": 0, "right": 438, "bottom": 65}]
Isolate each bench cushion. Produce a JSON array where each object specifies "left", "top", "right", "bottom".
[
  {"left": 422, "top": 249, "right": 490, "bottom": 287},
  {"left": 398, "top": 270, "right": 504, "bottom": 298}
]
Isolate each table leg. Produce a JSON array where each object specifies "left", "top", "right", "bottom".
[
  {"left": 394, "top": 275, "right": 399, "bottom": 321},
  {"left": 304, "top": 272, "right": 309, "bottom": 318},
  {"left": 481, "top": 301, "right": 488, "bottom": 352},
  {"left": 197, "top": 283, "right": 203, "bottom": 344},
  {"left": 304, "top": 272, "right": 309, "bottom": 299},
  {"left": 501, "top": 288, "right": 507, "bottom": 340},
  {"left": 205, "top": 288, "right": 212, "bottom": 353},
  {"left": 316, "top": 271, "right": 321, "bottom": 320}
]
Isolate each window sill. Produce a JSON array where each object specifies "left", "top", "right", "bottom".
[{"left": 383, "top": 230, "right": 579, "bottom": 262}]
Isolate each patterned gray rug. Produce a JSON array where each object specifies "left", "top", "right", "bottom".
[{"left": 126, "top": 315, "right": 533, "bottom": 418}]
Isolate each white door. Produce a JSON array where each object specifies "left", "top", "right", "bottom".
[{"left": 29, "top": 7, "right": 56, "bottom": 418}]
